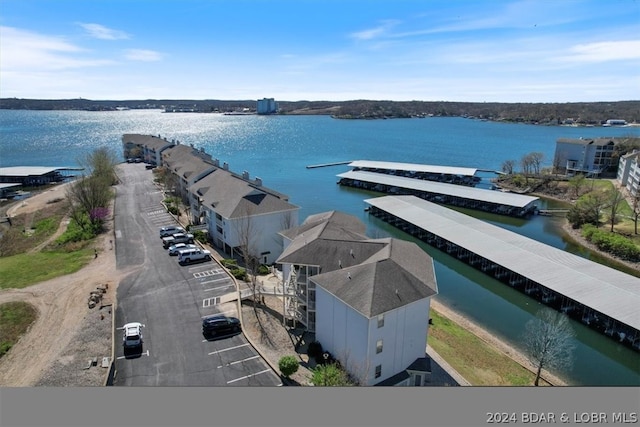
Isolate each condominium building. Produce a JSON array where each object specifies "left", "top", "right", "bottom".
[
  {"left": 554, "top": 137, "right": 618, "bottom": 176},
  {"left": 617, "top": 150, "right": 640, "bottom": 196}
]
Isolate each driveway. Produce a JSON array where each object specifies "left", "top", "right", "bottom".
[{"left": 112, "top": 163, "right": 281, "bottom": 386}]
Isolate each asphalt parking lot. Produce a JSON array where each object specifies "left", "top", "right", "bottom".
[{"left": 112, "top": 163, "right": 281, "bottom": 386}]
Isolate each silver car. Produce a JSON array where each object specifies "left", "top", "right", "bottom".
[{"left": 168, "top": 243, "right": 197, "bottom": 256}]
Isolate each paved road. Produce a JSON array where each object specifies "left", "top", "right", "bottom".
[{"left": 112, "top": 163, "right": 281, "bottom": 386}]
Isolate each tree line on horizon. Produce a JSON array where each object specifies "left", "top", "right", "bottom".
[{"left": 1, "top": 98, "right": 639, "bottom": 124}]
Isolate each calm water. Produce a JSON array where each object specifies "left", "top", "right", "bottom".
[{"left": 1, "top": 109, "right": 639, "bottom": 385}]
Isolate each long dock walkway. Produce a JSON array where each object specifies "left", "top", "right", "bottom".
[{"left": 365, "top": 195, "right": 640, "bottom": 351}]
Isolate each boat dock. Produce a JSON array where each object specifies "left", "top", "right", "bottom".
[
  {"left": 364, "top": 195, "right": 640, "bottom": 351},
  {"left": 339, "top": 170, "right": 539, "bottom": 217}
]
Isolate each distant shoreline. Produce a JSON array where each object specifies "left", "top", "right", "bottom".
[{"left": 1, "top": 98, "right": 639, "bottom": 126}]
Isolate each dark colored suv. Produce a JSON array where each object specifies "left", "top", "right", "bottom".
[{"left": 202, "top": 315, "right": 241, "bottom": 337}]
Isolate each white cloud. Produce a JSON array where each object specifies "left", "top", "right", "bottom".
[
  {"left": 350, "top": 20, "right": 401, "bottom": 41},
  {"left": 79, "top": 23, "right": 129, "bottom": 40},
  {"left": 563, "top": 40, "right": 640, "bottom": 63},
  {"left": 0, "top": 26, "right": 114, "bottom": 71},
  {"left": 124, "top": 49, "right": 163, "bottom": 62}
]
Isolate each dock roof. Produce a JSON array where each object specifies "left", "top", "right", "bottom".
[
  {"left": 365, "top": 195, "right": 640, "bottom": 330},
  {"left": 349, "top": 160, "right": 478, "bottom": 177},
  {"left": 339, "top": 170, "right": 538, "bottom": 208},
  {"left": 0, "top": 166, "right": 82, "bottom": 176}
]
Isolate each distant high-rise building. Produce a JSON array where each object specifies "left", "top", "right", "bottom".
[{"left": 257, "top": 98, "right": 278, "bottom": 114}]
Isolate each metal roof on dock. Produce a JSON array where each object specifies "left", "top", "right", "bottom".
[
  {"left": 349, "top": 160, "right": 478, "bottom": 177},
  {"left": 338, "top": 170, "right": 538, "bottom": 208},
  {"left": 365, "top": 195, "right": 640, "bottom": 331}
]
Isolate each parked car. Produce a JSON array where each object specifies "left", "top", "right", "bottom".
[
  {"left": 168, "top": 243, "right": 197, "bottom": 256},
  {"left": 177, "top": 247, "right": 211, "bottom": 264},
  {"left": 123, "top": 322, "right": 144, "bottom": 348},
  {"left": 159, "top": 225, "right": 185, "bottom": 238},
  {"left": 162, "top": 232, "right": 194, "bottom": 249},
  {"left": 202, "top": 315, "right": 240, "bottom": 337}
]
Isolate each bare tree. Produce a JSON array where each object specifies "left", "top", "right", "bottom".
[
  {"left": 66, "top": 174, "right": 112, "bottom": 232},
  {"left": 233, "top": 204, "right": 264, "bottom": 308},
  {"left": 501, "top": 160, "right": 516, "bottom": 175},
  {"left": 568, "top": 174, "right": 586, "bottom": 198},
  {"left": 605, "top": 187, "right": 625, "bottom": 232},
  {"left": 78, "top": 146, "right": 119, "bottom": 185},
  {"left": 581, "top": 190, "right": 609, "bottom": 227},
  {"left": 523, "top": 308, "right": 576, "bottom": 386},
  {"left": 529, "top": 152, "right": 544, "bottom": 175},
  {"left": 632, "top": 193, "right": 640, "bottom": 234}
]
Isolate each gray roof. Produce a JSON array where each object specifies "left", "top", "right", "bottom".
[
  {"left": 349, "top": 160, "right": 478, "bottom": 177},
  {"left": 556, "top": 137, "right": 617, "bottom": 146},
  {"left": 122, "top": 134, "right": 175, "bottom": 151},
  {"left": 277, "top": 210, "right": 438, "bottom": 318},
  {"left": 338, "top": 170, "right": 538, "bottom": 208},
  {"left": 279, "top": 210, "right": 367, "bottom": 241},
  {"left": 162, "top": 145, "right": 216, "bottom": 180},
  {"left": 311, "top": 238, "right": 437, "bottom": 318},
  {"left": 365, "top": 195, "right": 640, "bottom": 330},
  {"left": 191, "top": 168, "right": 298, "bottom": 219}
]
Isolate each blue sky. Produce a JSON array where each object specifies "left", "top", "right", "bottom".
[{"left": 1, "top": 0, "right": 638, "bottom": 102}]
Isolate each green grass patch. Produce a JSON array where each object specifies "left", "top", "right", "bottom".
[
  {"left": 0, "top": 301, "right": 38, "bottom": 358},
  {"left": 0, "top": 249, "right": 94, "bottom": 289},
  {"left": 428, "top": 310, "right": 538, "bottom": 386}
]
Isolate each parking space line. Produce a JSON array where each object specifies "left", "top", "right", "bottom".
[
  {"left": 202, "top": 297, "right": 219, "bottom": 307},
  {"left": 217, "top": 355, "right": 260, "bottom": 369},
  {"left": 208, "top": 343, "right": 250, "bottom": 355},
  {"left": 200, "top": 276, "right": 227, "bottom": 284},
  {"left": 226, "top": 369, "right": 272, "bottom": 384},
  {"left": 203, "top": 283, "right": 233, "bottom": 292}
]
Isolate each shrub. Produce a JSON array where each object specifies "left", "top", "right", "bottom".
[
  {"left": 257, "top": 264, "right": 270, "bottom": 275},
  {"left": 307, "top": 340, "right": 323, "bottom": 359},
  {"left": 221, "top": 259, "right": 239, "bottom": 269},
  {"left": 278, "top": 355, "right": 299, "bottom": 379},
  {"left": 581, "top": 225, "right": 640, "bottom": 262},
  {"left": 192, "top": 230, "right": 207, "bottom": 243},
  {"left": 167, "top": 205, "right": 179, "bottom": 215},
  {"left": 230, "top": 268, "right": 247, "bottom": 281},
  {"left": 310, "top": 363, "right": 354, "bottom": 387}
]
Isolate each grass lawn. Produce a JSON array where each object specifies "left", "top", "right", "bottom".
[
  {"left": 0, "top": 301, "right": 37, "bottom": 358},
  {"left": 0, "top": 249, "right": 94, "bottom": 289},
  {"left": 428, "top": 310, "right": 544, "bottom": 386}
]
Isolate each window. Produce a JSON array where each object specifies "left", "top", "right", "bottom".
[
  {"left": 375, "top": 365, "right": 382, "bottom": 379},
  {"left": 377, "top": 314, "right": 384, "bottom": 328},
  {"left": 376, "top": 339, "right": 383, "bottom": 354},
  {"left": 414, "top": 374, "right": 422, "bottom": 386}
]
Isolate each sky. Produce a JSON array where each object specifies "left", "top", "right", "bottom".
[{"left": 0, "top": 0, "right": 639, "bottom": 102}]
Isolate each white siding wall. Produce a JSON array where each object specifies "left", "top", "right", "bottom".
[
  {"left": 316, "top": 286, "right": 369, "bottom": 383},
  {"left": 368, "top": 298, "right": 430, "bottom": 385},
  {"left": 217, "top": 210, "right": 297, "bottom": 264},
  {"left": 316, "top": 286, "right": 431, "bottom": 386}
]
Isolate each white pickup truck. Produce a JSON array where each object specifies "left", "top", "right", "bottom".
[{"left": 162, "top": 232, "right": 195, "bottom": 249}]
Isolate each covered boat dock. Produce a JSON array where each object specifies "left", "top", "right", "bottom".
[
  {"left": 365, "top": 195, "right": 640, "bottom": 350},
  {"left": 0, "top": 166, "right": 84, "bottom": 187},
  {"left": 339, "top": 170, "right": 539, "bottom": 217},
  {"left": 347, "top": 160, "right": 481, "bottom": 186}
]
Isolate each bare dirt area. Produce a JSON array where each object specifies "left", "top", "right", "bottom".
[
  {"left": 240, "top": 296, "right": 315, "bottom": 385},
  {"left": 0, "top": 184, "right": 128, "bottom": 387}
]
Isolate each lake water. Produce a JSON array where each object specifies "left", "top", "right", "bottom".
[{"left": 1, "top": 109, "right": 639, "bottom": 385}]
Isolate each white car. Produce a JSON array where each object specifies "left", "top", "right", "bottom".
[
  {"left": 123, "top": 322, "right": 144, "bottom": 348},
  {"left": 168, "top": 243, "right": 197, "bottom": 256},
  {"left": 159, "top": 225, "right": 185, "bottom": 238}
]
